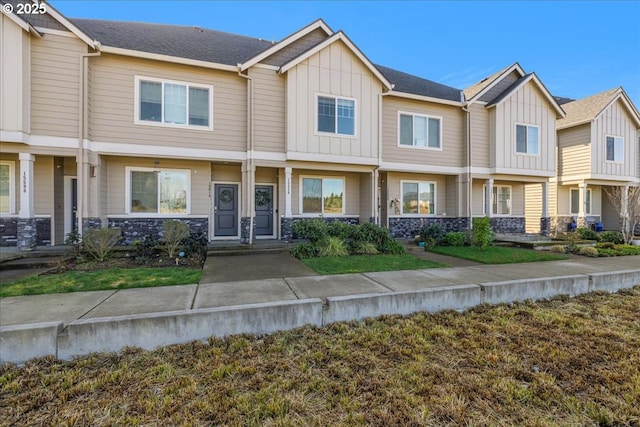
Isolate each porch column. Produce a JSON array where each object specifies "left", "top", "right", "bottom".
[
  {"left": 485, "top": 178, "right": 494, "bottom": 218},
  {"left": 240, "top": 161, "right": 255, "bottom": 244},
  {"left": 372, "top": 169, "right": 379, "bottom": 224},
  {"left": 84, "top": 151, "right": 102, "bottom": 231},
  {"left": 18, "top": 153, "right": 36, "bottom": 251},
  {"left": 540, "top": 181, "right": 550, "bottom": 236},
  {"left": 622, "top": 185, "right": 630, "bottom": 238},
  {"left": 577, "top": 182, "right": 587, "bottom": 228},
  {"left": 281, "top": 167, "right": 293, "bottom": 241}
]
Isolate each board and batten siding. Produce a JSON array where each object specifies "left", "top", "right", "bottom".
[
  {"left": 490, "top": 81, "right": 556, "bottom": 174},
  {"left": 557, "top": 124, "right": 591, "bottom": 178},
  {"left": 381, "top": 97, "right": 465, "bottom": 168},
  {"left": 30, "top": 33, "right": 85, "bottom": 138},
  {"left": 104, "top": 156, "right": 211, "bottom": 216},
  {"left": 285, "top": 41, "right": 381, "bottom": 161},
  {"left": 591, "top": 99, "right": 638, "bottom": 179},
  {"left": 88, "top": 54, "right": 246, "bottom": 152},
  {"left": 469, "top": 103, "right": 490, "bottom": 168},
  {"left": 250, "top": 67, "right": 286, "bottom": 153}
]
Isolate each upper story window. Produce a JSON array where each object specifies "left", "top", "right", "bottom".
[
  {"left": 401, "top": 181, "right": 436, "bottom": 215},
  {"left": 606, "top": 136, "right": 623, "bottom": 162},
  {"left": 570, "top": 188, "right": 592, "bottom": 215},
  {"left": 0, "top": 161, "right": 14, "bottom": 214},
  {"left": 399, "top": 112, "right": 441, "bottom": 149},
  {"left": 317, "top": 95, "right": 355, "bottom": 136},
  {"left": 135, "top": 76, "right": 213, "bottom": 130},
  {"left": 301, "top": 176, "right": 344, "bottom": 215},
  {"left": 516, "top": 124, "right": 539, "bottom": 155},
  {"left": 127, "top": 167, "right": 190, "bottom": 215}
]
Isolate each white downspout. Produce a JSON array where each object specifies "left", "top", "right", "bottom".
[
  {"left": 77, "top": 48, "right": 101, "bottom": 238},
  {"left": 378, "top": 87, "right": 393, "bottom": 226},
  {"left": 237, "top": 66, "right": 254, "bottom": 244}
]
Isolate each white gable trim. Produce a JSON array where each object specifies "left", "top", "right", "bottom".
[
  {"left": 1, "top": 6, "right": 41, "bottom": 37},
  {"left": 594, "top": 89, "right": 640, "bottom": 128},
  {"left": 278, "top": 31, "right": 393, "bottom": 90},
  {"left": 486, "top": 73, "right": 566, "bottom": 118},
  {"left": 387, "top": 91, "right": 463, "bottom": 107},
  {"left": 465, "top": 63, "right": 525, "bottom": 105},
  {"left": 239, "top": 19, "right": 333, "bottom": 71},
  {"left": 43, "top": 1, "right": 97, "bottom": 48}
]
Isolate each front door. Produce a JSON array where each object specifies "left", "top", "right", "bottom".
[
  {"left": 255, "top": 185, "right": 274, "bottom": 236},
  {"left": 214, "top": 184, "right": 238, "bottom": 237}
]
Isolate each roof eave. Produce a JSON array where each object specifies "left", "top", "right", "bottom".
[
  {"left": 1, "top": 6, "right": 42, "bottom": 37},
  {"left": 465, "top": 62, "right": 526, "bottom": 106},
  {"left": 99, "top": 45, "right": 238, "bottom": 72},
  {"left": 387, "top": 90, "right": 463, "bottom": 107},
  {"left": 43, "top": 1, "right": 97, "bottom": 48},
  {"left": 556, "top": 118, "right": 593, "bottom": 130},
  {"left": 278, "top": 31, "right": 393, "bottom": 90},
  {"left": 239, "top": 18, "right": 333, "bottom": 71}
]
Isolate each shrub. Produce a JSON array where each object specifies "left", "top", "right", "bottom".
[
  {"left": 421, "top": 224, "right": 444, "bottom": 245},
  {"left": 549, "top": 245, "right": 566, "bottom": 254},
  {"left": 576, "top": 227, "right": 599, "bottom": 241},
  {"left": 318, "top": 236, "right": 349, "bottom": 257},
  {"left": 162, "top": 220, "right": 190, "bottom": 258},
  {"left": 83, "top": 228, "right": 121, "bottom": 262},
  {"left": 472, "top": 217, "right": 493, "bottom": 249},
  {"left": 65, "top": 230, "right": 83, "bottom": 259},
  {"left": 578, "top": 246, "right": 599, "bottom": 257},
  {"left": 182, "top": 232, "right": 208, "bottom": 264},
  {"left": 599, "top": 230, "right": 624, "bottom": 244},
  {"left": 596, "top": 241, "right": 616, "bottom": 249},
  {"left": 327, "top": 221, "right": 353, "bottom": 240},
  {"left": 442, "top": 231, "right": 466, "bottom": 247},
  {"left": 380, "top": 239, "right": 406, "bottom": 255},
  {"left": 290, "top": 243, "right": 317, "bottom": 259},
  {"left": 352, "top": 222, "right": 392, "bottom": 246},
  {"left": 292, "top": 219, "right": 328, "bottom": 243},
  {"left": 133, "top": 235, "right": 160, "bottom": 264},
  {"left": 349, "top": 241, "right": 379, "bottom": 255}
]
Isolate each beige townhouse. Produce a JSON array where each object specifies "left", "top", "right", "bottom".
[{"left": 2, "top": 0, "right": 636, "bottom": 249}]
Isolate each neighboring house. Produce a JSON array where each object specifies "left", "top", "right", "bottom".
[
  {"left": 544, "top": 88, "right": 640, "bottom": 234},
  {"left": 1, "top": 1, "right": 636, "bottom": 249}
]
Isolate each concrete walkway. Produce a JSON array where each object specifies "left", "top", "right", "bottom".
[{"left": 2, "top": 255, "right": 638, "bottom": 328}]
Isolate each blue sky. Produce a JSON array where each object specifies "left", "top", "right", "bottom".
[{"left": 51, "top": 1, "right": 640, "bottom": 106}]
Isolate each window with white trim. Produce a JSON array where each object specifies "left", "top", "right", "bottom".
[
  {"left": 301, "top": 177, "right": 344, "bottom": 215},
  {"left": 0, "top": 161, "right": 14, "bottom": 214},
  {"left": 399, "top": 112, "right": 441, "bottom": 149},
  {"left": 484, "top": 185, "right": 512, "bottom": 215},
  {"left": 516, "top": 124, "right": 539, "bottom": 155},
  {"left": 401, "top": 181, "right": 435, "bottom": 215},
  {"left": 570, "top": 188, "right": 592, "bottom": 214},
  {"left": 317, "top": 95, "right": 355, "bottom": 136},
  {"left": 136, "top": 76, "right": 212, "bottom": 129},
  {"left": 606, "top": 136, "right": 623, "bottom": 162},
  {"left": 127, "top": 168, "right": 190, "bottom": 215}
]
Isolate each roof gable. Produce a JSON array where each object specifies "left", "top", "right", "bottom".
[
  {"left": 557, "top": 87, "right": 640, "bottom": 129},
  {"left": 278, "top": 31, "right": 392, "bottom": 90},
  {"left": 240, "top": 19, "right": 332, "bottom": 71},
  {"left": 463, "top": 63, "right": 525, "bottom": 104},
  {"left": 486, "top": 73, "right": 566, "bottom": 118}
]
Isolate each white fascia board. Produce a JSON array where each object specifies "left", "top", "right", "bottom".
[
  {"left": 465, "top": 63, "right": 525, "bottom": 105},
  {"left": 490, "top": 167, "right": 555, "bottom": 178},
  {"left": 240, "top": 19, "right": 333, "bottom": 71},
  {"left": 100, "top": 46, "right": 238, "bottom": 72},
  {"left": 286, "top": 151, "right": 379, "bottom": 166},
  {"left": 379, "top": 162, "right": 463, "bottom": 175},
  {"left": 86, "top": 140, "right": 246, "bottom": 161},
  {"left": 594, "top": 90, "right": 640, "bottom": 129},
  {"left": 43, "top": 2, "right": 96, "bottom": 48},
  {"left": 557, "top": 118, "right": 593, "bottom": 130},
  {"left": 278, "top": 32, "right": 393, "bottom": 90},
  {"left": 386, "top": 91, "right": 463, "bottom": 107}
]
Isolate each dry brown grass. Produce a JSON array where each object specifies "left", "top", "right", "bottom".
[{"left": 2, "top": 287, "right": 639, "bottom": 426}]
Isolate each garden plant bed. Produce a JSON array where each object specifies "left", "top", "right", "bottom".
[
  {"left": 302, "top": 254, "right": 447, "bottom": 275},
  {"left": 1, "top": 288, "right": 638, "bottom": 426},
  {"left": 427, "top": 246, "right": 570, "bottom": 264}
]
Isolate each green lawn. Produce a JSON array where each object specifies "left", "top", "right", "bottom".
[
  {"left": 0, "top": 267, "right": 202, "bottom": 298},
  {"left": 302, "top": 254, "right": 447, "bottom": 275},
  {"left": 427, "top": 245, "right": 569, "bottom": 264}
]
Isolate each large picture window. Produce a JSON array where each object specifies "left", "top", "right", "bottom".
[
  {"left": 301, "top": 177, "right": 344, "bottom": 215},
  {"left": 136, "top": 76, "right": 212, "bottom": 129},
  {"left": 570, "top": 188, "right": 592, "bottom": 215},
  {"left": 399, "top": 113, "right": 441, "bottom": 149},
  {"left": 401, "top": 181, "right": 435, "bottom": 215},
  {"left": 606, "top": 136, "right": 623, "bottom": 162},
  {"left": 516, "top": 124, "right": 539, "bottom": 155},
  {"left": 128, "top": 168, "right": 189, "bottom": 215},
  {"left": 317, "top": 95, "right": 355, "bottom": 136},
  {"left": 0, "top": 161, "right": 14, "bottom": 214}
]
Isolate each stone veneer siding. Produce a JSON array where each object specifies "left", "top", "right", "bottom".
[
  {"left": 0, "top": 218, "right": 18, "bottom": 247},
  {"left": 107, "top": 218, "right": 208, "bottom": 245},
  {"left": 240, "top": 217, "right": 254, "bottom": 244},
  {"left": 389, "top": 217, "right": 470, "bottom": 240},
  {"left": 82, "top": 218, "right": 102, "bottom": 230},
  {"left": 540, "top": 217, "right": 551, "bottom": 236},
  {"left": 0, "top": 217, "right": 51, "bottom": 247},
  {"left": 280, "top": 217, "right": 360, "bottom": 242},
  {"left": 489, "top": 217, "right": 525, "bottom": 234}
]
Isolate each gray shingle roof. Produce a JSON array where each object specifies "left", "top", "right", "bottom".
[
  {"left": 553, "top": 96, "right": 575, "bottom": 106},
  {"left": 463, "top": 64, "right": 515, "bottom": 101},
  {"left": 375, "top": 64, "right": 462, "bottom": 102},
  {"left": 70, "top": 18, "right": 274, "bottom": 66},
  {"left": 1, "top": 0, "right": 66, "bottom": 30}
]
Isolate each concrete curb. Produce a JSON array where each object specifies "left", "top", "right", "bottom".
[
  {"left": 57, "top": 299, "right": 324, "bottom": 360},
  {"left": 0, "top": 322, "right": 62, "bottom": 364},
  {"left": 480, "top": 274, "right": 589, "bottom": 305},
  {"left": 590, "top": 269, "right": 640, "bottom": 293}
]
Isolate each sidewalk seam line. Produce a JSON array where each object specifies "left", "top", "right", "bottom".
[
  {"left": 191, "top": 282, "right": 200, "bottom": 310},
  {"left": 77, "top": 290, "right": 119, "bottom": 320},
  {"left": 282, "top": 278, "right": 301, "bottom": 300},
  {"left": 360, "top": 273, "right": 395, "bottom": 292}
]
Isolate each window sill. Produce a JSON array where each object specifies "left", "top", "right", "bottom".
[
  {"left": 134, "top": 120, "right": 213, "bottom": 132},
  {"left": 397, "top": 144, "right": 442, "bottom": 151}
]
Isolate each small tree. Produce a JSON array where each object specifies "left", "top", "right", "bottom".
[
  {"left": 604, "top": 186, "right": 640, "bottom": 244},
  {"left": 83, "top": 228, "right": 121, "bottom": 262},
  {"left": 162, "top": 220, "right": 190, "bottom": 258}
]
